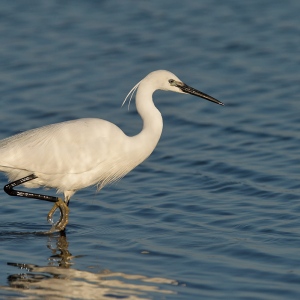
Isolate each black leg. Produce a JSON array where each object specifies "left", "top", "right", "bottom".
[
  {"left": 4, "top": 174, "right": 58, "bottom": 203},
  {"left": 4, "top": 174, "right": 69, "bottom": 232}
]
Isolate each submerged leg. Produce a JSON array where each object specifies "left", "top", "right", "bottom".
[
  {"left": 47, "top": 195, "right": 70, "bottom": 232},
  {"left": 47, "top": 198, "right": 70, "bottom": 232},
  {"left": 4, "top": 174, "right": 69, "bottom": 232}
]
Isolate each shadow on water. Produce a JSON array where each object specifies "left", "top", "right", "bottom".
[{"left": 1, "top": 231, "right": 177, "bottom": 300}]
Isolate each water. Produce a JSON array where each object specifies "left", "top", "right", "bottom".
[{"left": 0, "top": 0, "right": 299, "bottom": 299}]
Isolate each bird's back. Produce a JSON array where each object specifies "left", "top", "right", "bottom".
[{"left": 0, "top": 118, "right": 135, "bottom": 191}]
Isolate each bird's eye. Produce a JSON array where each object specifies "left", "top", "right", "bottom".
[{"left": 169, "top": 79, "right": 176, "bottom": 86}]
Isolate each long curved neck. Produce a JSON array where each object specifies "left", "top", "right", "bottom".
[{"left": 130, "top": 80, "right": 163, "bottom": 161}]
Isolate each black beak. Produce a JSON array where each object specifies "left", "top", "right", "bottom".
[{"left": 179, "top": 82, "right": 224, "bottom": 106}]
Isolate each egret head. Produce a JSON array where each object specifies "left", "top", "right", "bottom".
[
  {"left": 122, "top": 70, "right": 224, "bottom": 110},
  {"left": 146, "top": 70, "right": 224, "bottom": 106}
]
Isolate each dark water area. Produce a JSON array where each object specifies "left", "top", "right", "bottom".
[{"left": 0, "top": 0, "right": 300, "bottom": 299}]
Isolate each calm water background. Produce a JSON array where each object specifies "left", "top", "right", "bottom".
[{"left": 0, "top": 0, "right": 299, "bottom": 299}]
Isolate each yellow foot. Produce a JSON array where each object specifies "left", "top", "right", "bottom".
[{"left": 47, "top": 198, "right": 70, "bottom": 232}]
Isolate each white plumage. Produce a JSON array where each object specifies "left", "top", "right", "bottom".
[{"left": 0, "top": 70, "right": 223, "bottom": 230}]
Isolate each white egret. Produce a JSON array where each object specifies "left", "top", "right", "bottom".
[{"left": 0, "top": 70, "right": 224, "bottom": 231}]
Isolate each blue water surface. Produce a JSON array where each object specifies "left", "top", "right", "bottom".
[{"left": 0, "top": 0, "right": 300, "bottom": 299}]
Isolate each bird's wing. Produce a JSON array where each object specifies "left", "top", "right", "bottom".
[{"left": 0, "top": 118, "right": 125, "bottom": 176}]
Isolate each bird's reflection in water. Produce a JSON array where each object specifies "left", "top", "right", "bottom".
[
  {"left": 46, "top": 230, "right": 76, "bottom": 268},
  {"left": 4, "top": 231, "right": 177, "bottom": 299}
]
